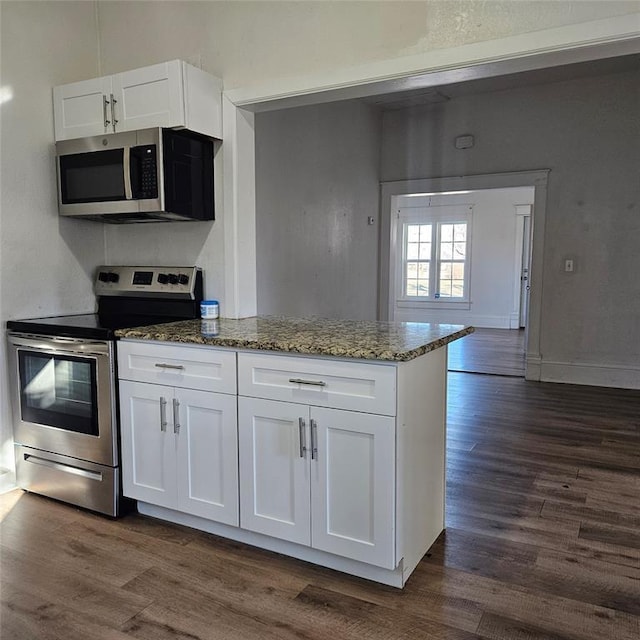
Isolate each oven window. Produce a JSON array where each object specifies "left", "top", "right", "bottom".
[{"left": 18, "top": 351, "right": 98, "bottom": 436}]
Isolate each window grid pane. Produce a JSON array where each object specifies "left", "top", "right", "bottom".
[
  {"left": 405, "top": 224, "right": 432, "bottom": 297},
  {"left": 403, "top": 220, "right": 467, "bottom": 301}
]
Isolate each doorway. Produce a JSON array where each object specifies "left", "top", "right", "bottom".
[
  {"left": 379, "top": 171, "right": 549, "bottom": 381},
  {"left": 388, "top": 186, "right": 533, "bottom": 377}
]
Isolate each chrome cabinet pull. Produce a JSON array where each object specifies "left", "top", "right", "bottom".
[
  {"left": 289, "top": 378, "right": 326, "bottom": 387},
  {"left": 110, "top": 93, "right": 118, "bottom": 132},
  {"left": 173, "top": 398, "right": 180, "bottom": 434},
  {"left": 310, "top": 419, "right": 318, "bottom": 460},
  {"left": 298, "top": 417, "right": 307, "bottom": 458},
  {"left": 154, "top": 363, "right": 185, "bottom": 370},
  {"left": 102, "top": 95, "right": 110, "bottom": 128},
  {"left": 159, "top": 397, "right": 167, "bottom": 431}
]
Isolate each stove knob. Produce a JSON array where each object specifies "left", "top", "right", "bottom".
[
  {"left": 108, "top": 272, "right": 120, "bottom": 283},
  {"left": 168, "top": 273, "right": 179, "bottom": 285},
  {"left": 157, "top": 273, "right": 169, "bottom": 285},
  {"left": 178, "top": 274, "right": 189, "bottom": 285},
  {"left": 98, "top": 271, "right": 109, "bottom": 282}
]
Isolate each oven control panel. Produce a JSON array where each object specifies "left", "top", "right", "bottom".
[{"left": 95, "top": 266, "right": 202, "bottom": 299}]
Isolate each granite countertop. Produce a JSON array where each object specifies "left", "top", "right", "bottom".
[{"left": 115, "top": 316, "right": 474, "bottom": 362}]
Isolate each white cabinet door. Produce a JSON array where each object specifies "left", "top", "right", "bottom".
[
  {"left": 310, "top": 407, "right": 396, "bottom": 569},
  {"left": 112, "top": 60, "right": 184, "bottom": 133},
  {"left": 53, "top": 76, "right": 113, "bottom": 140},
  {"left": 176, "top": 388, "right": 238, "bottom": 525},
  {"left": 119, "top": 380, "right": 177, "bottom": 508},
  {"left": 238, "top": 397, "right": 310, "bottom": 545}
]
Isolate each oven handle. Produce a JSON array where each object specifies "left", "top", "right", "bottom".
[{"left": 8, "top": 334, "right": 110, "bottom": 357}]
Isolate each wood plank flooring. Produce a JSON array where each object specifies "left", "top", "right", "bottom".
[
  {"left": 448, "top": 328, "right": 526, "bottom": 377},
  {"left": 2, "top": 373, "right": 639, "bottom": 639}
]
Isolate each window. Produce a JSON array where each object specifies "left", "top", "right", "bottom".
[{"left": 398, "top": 210, "right": 471, "bottom": 304}]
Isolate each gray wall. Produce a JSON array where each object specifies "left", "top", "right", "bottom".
[
  {"left": 255, "top": 101, "right": 382, "bottom": 320},
  {"left": 381, "top": 69, "right": 640, "bottom": 373}
]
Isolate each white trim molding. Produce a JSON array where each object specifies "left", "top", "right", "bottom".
[
  {"left": 222, "top": 96, "right": 257, "bottom": 319},
  {"left": 226, "top": 16, "right": 640, "bottom": 111}
]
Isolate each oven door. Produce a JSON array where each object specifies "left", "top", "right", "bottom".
[{"left": 7, "top": 333, "right": 117, "bottom": 467}]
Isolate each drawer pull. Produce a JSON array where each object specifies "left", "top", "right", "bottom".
[
  {"left": 289, "top": 378, "right": 326, "bottom": 387},
  {"left": 155, "top": 363, "right": 185, "bottom": 371}
]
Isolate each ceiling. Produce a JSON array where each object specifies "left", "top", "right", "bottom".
[{"left": 362, "top": 53, "right": 639, "bottom": 110}]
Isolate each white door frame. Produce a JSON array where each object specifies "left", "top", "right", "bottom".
[
  {"left": 380, "top": 172, "right": 548, "bottom": 381},
  {"left": 219, "top": 19, "right": 638, "bottom": 320}
]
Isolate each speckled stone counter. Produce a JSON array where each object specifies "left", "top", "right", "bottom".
[{"left": 115, "top": 316, "right": 474, "bottom": 362}]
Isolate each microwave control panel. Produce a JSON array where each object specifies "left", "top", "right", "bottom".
[{"left": 130, "top": 145, "right": 158, "bottom": 200}]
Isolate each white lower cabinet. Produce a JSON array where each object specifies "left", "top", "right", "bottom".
[
  {"left": 119, "top": 380, "right": 238, "bottom": 526},
  {"left": 118, "top": 340, "right": 447, "bottom": 587},
  {"left": 238, "top": 396, "right": 396, "bottom": 569}
]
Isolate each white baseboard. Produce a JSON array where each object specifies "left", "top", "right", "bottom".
[
  {"left": 540, "top": 360, "right": 640, "bottom": 390},
  {"left": 394, "top": 310, "right": 512, "bottom": 329}
]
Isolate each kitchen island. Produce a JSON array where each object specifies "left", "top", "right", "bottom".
[{"left": 115, "top": 317, "right": 473, "bottom": 587}]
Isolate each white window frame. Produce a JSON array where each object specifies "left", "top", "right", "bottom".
[{"left": 396, "top": 205, "right": 473, "bottom": 309}]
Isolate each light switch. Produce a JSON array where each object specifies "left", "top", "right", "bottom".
[{"left": 564, "top": 259, "right": 574, "bottom": 273}]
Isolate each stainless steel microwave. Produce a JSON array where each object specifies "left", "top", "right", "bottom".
[{"left": 56, "top": 127, "right": 214, "bottom": 223}]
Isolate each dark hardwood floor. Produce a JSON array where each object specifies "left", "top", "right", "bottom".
[
  {"left": 2, "top": 373, "right": 639, "bottom": 639},
  {"left": 448, "top": 328, "right": 526, "bottom": 377}
]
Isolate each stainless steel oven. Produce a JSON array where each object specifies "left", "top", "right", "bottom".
[
  {"left": 6, "top": 265, "right": 203, "bottom": 517},
  {"left": 7, "top": 334, "right": 119, "bottom": 515}
]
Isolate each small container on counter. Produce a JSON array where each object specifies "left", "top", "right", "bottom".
[
  {"left": 201, "top": 318, "right": 219, "bottom": 337},
  {"left": 200, "top": 299, "right": 219, "bottom": 319}
]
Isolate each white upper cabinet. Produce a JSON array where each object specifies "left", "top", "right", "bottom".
[{"left": 53, "top": 60, "right": 222, "bottom": 141}]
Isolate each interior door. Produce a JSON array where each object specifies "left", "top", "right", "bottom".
[
  {"left": 238, "top": 397, "right": 310, "bottom": 545},
  {"left": 519, "top": 214, "right": 532, "bottom": 328},
  {"left": 310, "top": 406, "right": 396, "bottom": 569}
]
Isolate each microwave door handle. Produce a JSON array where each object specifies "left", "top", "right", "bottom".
[{"left": 123, "top": 147, "right": 133, "bottom": 200}]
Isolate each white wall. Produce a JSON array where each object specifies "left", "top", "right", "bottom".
[
  {"left": 0, "top": 1, "right": 105, "bottom": 485},
  {"left": 392, "top": 188, "right": 534, "bottom": 328},
  {"left": 381, "top": 69, "right": 640, "bottom": 386},
  {"left": 255, "top": 101, "right": 381, "bottom": 320}
]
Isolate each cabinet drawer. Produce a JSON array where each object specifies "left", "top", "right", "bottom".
[
  {"left": 118, "top": 341, "right": 236, "bottom": 394},
  {"left": 238, "top": 353, "right": 396, "bottom": 415}
]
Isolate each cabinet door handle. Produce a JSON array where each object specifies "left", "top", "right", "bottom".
[
  {"left": 110, "top": 93, "right": 118, "bottom": 132},
  {"left": 154, "top": 363, "right": 185, "bottom": 370},
  {"left": 103, "top": 95, "right": 111, "bottom": 128},
  {"left": 310, "top": 419, "right": 318, "bottom": 460},
  {"left": 298, "top": 417, "right": 307, "bottom": 458},
  {"left": 159, "top": 397, "right": 167, "bottom": 432},
  {"left": 289, "top": 378, "right": 326, "bottom": 387},
  {"left": 173, "top": 398, "right": 181, "bottom": 434}
]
